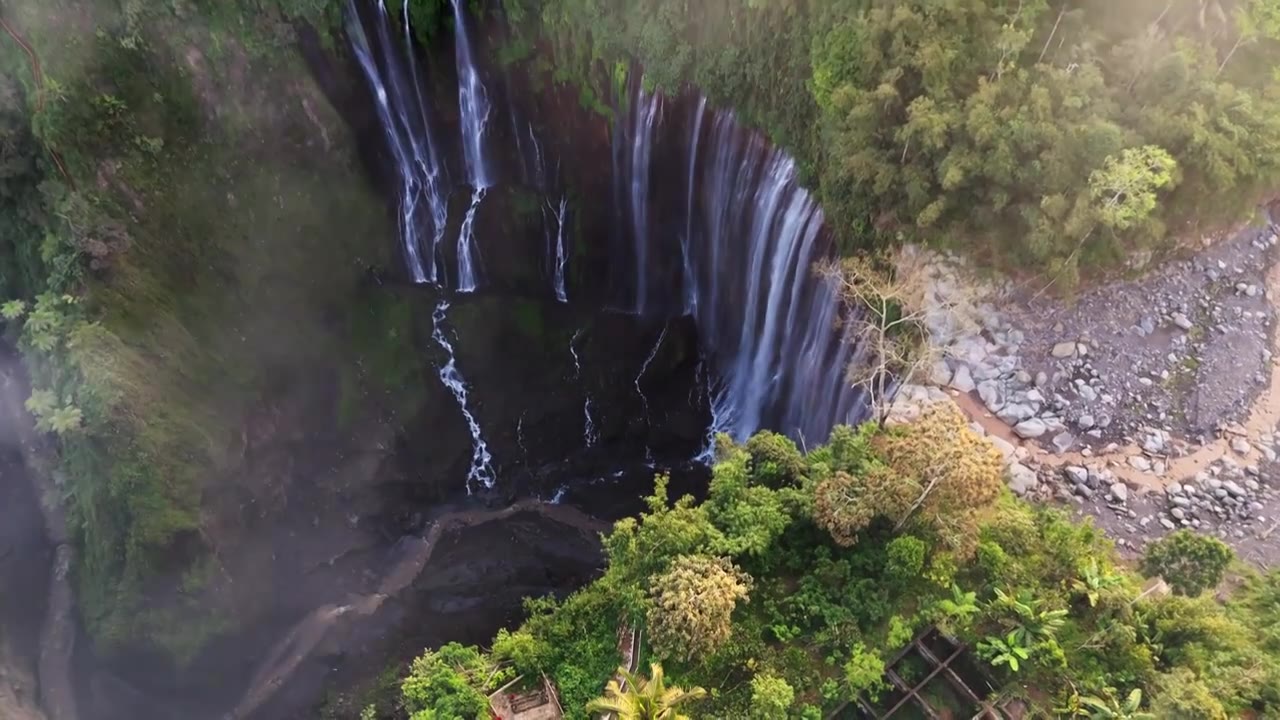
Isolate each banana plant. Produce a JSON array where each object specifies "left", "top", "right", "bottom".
[
  {"left": 1072, "top": 558, "right": 1124, "bottom": 607},
  {"left": 992, "top": 588, "right": 1068, "bottom": 642},
  {"left": 1079, "top": 688, "right": 1155, "bottom": 720},
  {"left": 935, "top": 584, "right": 979, "bottom": 628},
  {"left": 977, "top": 631, "right": 1030, "bottom": 673}
]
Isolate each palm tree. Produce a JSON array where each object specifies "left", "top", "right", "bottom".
[{"left": 585, "top": 662, "right": 707, "bottom": 720}]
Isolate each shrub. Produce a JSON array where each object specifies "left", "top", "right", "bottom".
[
  {"left": 400, "top": 643, "right": 495, "bottom": 719},
  {"left": 749, "top": 672, "right": 796, "bottom": 718},
  {"left": 844, "top": 643, "right": 887, "bottom": 700},
  {"left": 1140, "top": 530, "right": 1233, "bottom": 597},
  {"left": 885, "top": 535, "right": 927, "bottom": 587},
  {"left": 745, "top": 430, "right": 806, "bottom": 488}
]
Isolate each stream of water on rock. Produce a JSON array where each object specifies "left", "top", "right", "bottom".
[{"left": 349, "top": 0, "right": 869, "bottom": 492}]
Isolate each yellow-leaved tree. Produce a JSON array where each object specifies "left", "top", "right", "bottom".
[
  {"left": 814, "top": 403, "right": 1003, "bottom": 555},
  {"left": 646, "top": 554, "right": 752, "bottom": 662}
]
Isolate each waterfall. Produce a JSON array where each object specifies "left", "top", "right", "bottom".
[
  {"left": 456, "top": 187, "right": 486, "bottom": 292},
  {"left": 451, "top": 0, "right": 493, "bottom": 188},
  {"left": 631, "top": 90, "right": 661, "bottom": 314},
  {"left": 527, "top": 122, "right": 546, "bottom": 189},
  {"left": 347, "top": 0, "right": 450, "bottom": 284},
  {"left": 547, "top": 196, "right": 568, "bottom": 302},
  {"left": 570, "top": 330, "right": 598, "bottom": 446},
  {"left": 431, "top": 301, "right": 496, "bottom": 492},
  {"left": 450, "top": 0, "right": 493, "bottom": 292},
  {"left": 583, "top": 398, "right": 599, "bottom": 447},
  {"left": 682, "top": 96, "right": 707, "bottom": 314},
  {"left": 694, "top": 359, "right": 720, "bottom": 463},
  {"left": 634, "top": 325, "right": 667, "bottom": 426},
  {"left": 614, "top": 86, "right": 865, "bottom": 445},
  {"left": 353, "top": 0, "right": 868, "bottom": 475}
]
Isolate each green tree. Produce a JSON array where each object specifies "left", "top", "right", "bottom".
[
  {"left": 646, "top": 555, "right": 752, "bottom": 662},
  {"left": 990, "top": 588, "right": 1069, "bottom": 644},
  {"left": 844, "top": 643, "right": 888, "bottom": 700},
  {"left": 1073, "top": 558, "right": 1125, "bottom": 608},
  {"left": 1087, "top": 146, "right": 1178, "bottom": 233},
  {"left": 934, "top": 584, "right": 980, "bottom": 632},
  {"left": 1219, "top": 0, "right": 1280, "bottom": 75},
  {"left": 1141, "top": 530, "right": 1233, "bottom": 596},
  {"left": 1149, "top": 668, "right": 1228, "bottom": 720},
  {"left": 585, "top": 663, "right": 706, "bottom": 720},
  {"left": 400, "top": 643, "right": 495, "bottom": 720},
  {"left": 704, "top": 447, "right": 793, "bottom": 557},
  {"left": 884, "top": 535, "right": 927, "bottom": 587},
  {"left": 744, "top": 431, "right": 806, "bottom": 488},
  {"left": 748, "top": 672, "right": 795, "bottom": 719}
]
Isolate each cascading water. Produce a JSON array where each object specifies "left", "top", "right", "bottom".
[
  {"left": 609, "top": 85, "right": 865, "bottom": 445},
  {"left": 547, "top": 196, "right": 569, "bottom": 302},
  {"left": 353, "top": 0, "right": 866, "bottom": 488},
  {"left": 347, "top": 0, "right": 450, "bottom": 284},
  {"left": 349, "top": 1, "right": 510, "bottom": 489},
  {"left": 456, "top": 187, "right": 486, "bottom": 292},
  {"left": 628, "top": 90, "right": 661, "bottom": 314},
  {"left": 569, "top": 330, "right": 598, "bottom": 446},
  {"left": 682, "top": 96, "right": 707, "bottom": 315},
  {"left": 432, "top": 301, "right": 496, "bottom": 492},
  {"left": 450, "top": 0, "right": 493, "bottom": 293},
  {"left": 634, "top": 325, "right": 668, "bottom": 428}
]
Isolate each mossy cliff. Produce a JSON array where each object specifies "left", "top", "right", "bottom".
[{"left": 0, "top": 0, "right": 423, "bottom": 665}]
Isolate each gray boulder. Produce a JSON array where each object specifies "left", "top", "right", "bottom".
[
  {"left": 1007, "top": 463, "right": 1039, "bottom": 496},
  {"left": 949, "top": 364, "right": 976, "bottom": 393},
  {"left": 1110, "top": 483, "right": 1129, "bottom": 503},
  {"left": 997, "top": 403, "right": 1036, "bottom": 424},
  {"left": 978, "top": 380, "right": 1003, "bottom": 411},
  {"left": 1051, "top": 341, "right": 1077, "bottom": 359},
  {"left": 1051, "top": 432, "right": 1076, "bottom": 453},
  {"left": 1013, "top": 418, "right": 1048, "bottom": 439},
  {"left": 930, "top": 359, "right": 953, "bottom": 386}
]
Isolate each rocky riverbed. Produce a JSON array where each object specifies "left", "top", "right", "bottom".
[{"left": 897, "top": 208, "right": 1280, "bottom": 567}]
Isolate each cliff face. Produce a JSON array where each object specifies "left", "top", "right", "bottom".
[{"left": 0, "top": 3, "right": 708, "bottom": 717}]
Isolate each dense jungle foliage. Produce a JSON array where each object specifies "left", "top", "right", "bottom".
[
  {"left": 3, "top": 0, "right": 1280, "bottom": 698},
  {"left": 377, "top": 409, "right": 1280, "bottom": 719},
  {"left": 494, "top": 0, "right": 1280, "bottom": 283}
]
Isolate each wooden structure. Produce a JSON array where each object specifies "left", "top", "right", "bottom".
[
  {"left": 489, "top": 674, "right": 563, "bottom": 720},
  {"left": 836, "top": 627, "right": 1021, "bottom": 720}
]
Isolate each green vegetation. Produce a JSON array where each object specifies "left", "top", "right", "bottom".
[
  {"left": 0, "top": 0, "right": 422, "bottom": 661},
  {"left": 502, "top": 0, "right": 1280, "bottom": 282},
  {"left": 2, "top": 0, "right": 1278, "bottom": 702},
  {"left": 389, "top": 413, "right": 1280, "bottom": 718},
  {"left": 586, "top": 663, "right": 706, "bottom": 720},
  {"left": 1140, "top": 529, "right": 1234, "bottom": 597}
]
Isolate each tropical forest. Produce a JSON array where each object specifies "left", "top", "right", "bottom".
[{"left": 0, "top": 0, "right": 1279, "bottom": 719}]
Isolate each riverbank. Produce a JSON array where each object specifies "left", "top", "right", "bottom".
[{"left": 901, "top": 209, "right": 1280, "bottom": 567}]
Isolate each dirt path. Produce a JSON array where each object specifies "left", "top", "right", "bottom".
[
  {"left": 225, "top": 500, "right": 608, "bottom": 720},
  {"left": 951, "top": 247, "right": 1280, "bottom": 493}
]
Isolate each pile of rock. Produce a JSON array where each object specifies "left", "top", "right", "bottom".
[
  {"left": 1155, "top": 457, "right": 1273, "bottom": 537},
  {"left": 916, "top": 250, "right": 1108, "bottom": 456},
  {"left": 1055, "top": 463, "right": 1133, "bottom": 508}
]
